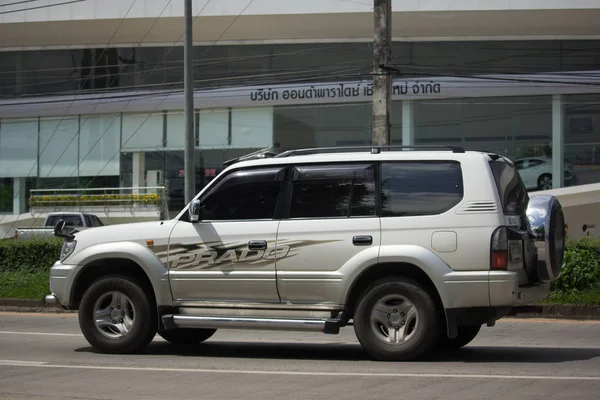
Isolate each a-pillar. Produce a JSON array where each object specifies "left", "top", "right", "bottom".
[
  {"left": 132, "top": 152, "right": 145, "bottom": 194},
  {"left": 402, "top": 100, "right": 415, "bottom": 146},
  {"left": 13, "top": 177, "right": 26, "bottom": 215},
  {"left": 552, "top": 94, "right": 565, "bottom": 189}
]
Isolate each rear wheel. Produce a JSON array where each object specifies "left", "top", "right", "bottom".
[
  {"left": 435, "top": 325, "right": 481, "bottom": 351},
  {"left": 78, "top": 275, "right": 157, "bottom": 354},
  {"left": 353, "top": 278, "right": 441, "bottom": 361},
  {"left": 159, "top": 328, "right": 216, "bottom": 345}
]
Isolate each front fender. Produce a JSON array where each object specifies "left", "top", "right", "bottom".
[{"left": 66, "top": 241, "right": 172, "bottom": 307}]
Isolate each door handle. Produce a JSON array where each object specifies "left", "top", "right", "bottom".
[
  {"left": 248, "top": 240, "right": 268, "bottom": 250},
  {"left": 353, "top": 235, "right": 373, "bottom": 246}
]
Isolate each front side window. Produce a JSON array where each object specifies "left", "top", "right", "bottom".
[
  {"left": 200, "top": 167, "right": 284, "bottom": 221},
  {"left": 381, "top": 162, "right": 464, "bottom": 217},
  {"left": 289, "top": 163, "right": 376, "bottom": 219}
]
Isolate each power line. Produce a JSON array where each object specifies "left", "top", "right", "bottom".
[
  {"left": 77, "top": 0, "right": 258, "bottom": 189},
  {"left": 0, "top": 0, "right": 39, "bottom": 8},
  {"left": 2, "top": 67, "right": 600, "bottom": 111},
  {"left": 0, "top": 0, "right": 87, "bottom": 15},
  {"left": 0, "top": 0, "right": 143, "bottom": 232},
  {"left": 0, "top": 45, "right": 373, "bottom": 94}
]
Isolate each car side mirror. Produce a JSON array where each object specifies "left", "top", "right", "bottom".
[{"left": 189, "top": 199, "right": 202, "bottom": 223}]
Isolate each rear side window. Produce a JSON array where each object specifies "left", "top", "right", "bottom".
[
  {"left": 289, "top": 163, "right": 376, "bottom": 218},
  {"left": 381, "top": 162, "right": 463, "bottom": 217},
  {"left": 45, "top": 215, "right": 83, "bottom": 227},
  {"left": 489, "top": 158, "right": 529, "bottom": 215}
]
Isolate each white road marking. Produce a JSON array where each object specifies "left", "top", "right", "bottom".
[
  {"left": 0, "top": 331, "right": 80, "bottom": 337},
  {"left": 0, "top": 360, "right": 48, "bottom": 366},
  {"left": 0, "top": 360, "right": 598, "bottom": 380}
]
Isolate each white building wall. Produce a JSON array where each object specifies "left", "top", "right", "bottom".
[{"left": 0, "top": 0, "right": 597, "bottom": 24}]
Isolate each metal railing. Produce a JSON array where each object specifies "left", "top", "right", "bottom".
[{"left": 27, "top": 186, "right": 169, "bottom": 216}]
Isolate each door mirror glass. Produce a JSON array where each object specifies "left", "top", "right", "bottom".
[{"left": 189, "top": 199, "right": 202, "bottom": 223}]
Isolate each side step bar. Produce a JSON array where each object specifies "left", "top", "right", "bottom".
[{"left": 162, "top": 312, "right": 348, "bottom": 335}]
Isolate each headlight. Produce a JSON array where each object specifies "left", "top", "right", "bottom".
[{"left": 60, "top": 241, "right": 77, "bottom": 262}]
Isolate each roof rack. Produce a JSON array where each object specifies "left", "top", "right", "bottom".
[
  {"left": 222, "top": 147, "right": 277, "bottom": 167},
  {"left": 275, "top": 145, "right": 465, "bottom": 158}
]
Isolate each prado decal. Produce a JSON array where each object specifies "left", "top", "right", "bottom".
[{"left": 148, "top": 239, "right": 341, "bottom": 270}]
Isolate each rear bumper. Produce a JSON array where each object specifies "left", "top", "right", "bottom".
[{"left": 442, "top": 270, "right": 551, "bottom": 309}]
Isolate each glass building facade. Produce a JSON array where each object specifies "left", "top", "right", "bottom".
[{"left": 1, "top": 40, "right": 600, "bottom": 217}]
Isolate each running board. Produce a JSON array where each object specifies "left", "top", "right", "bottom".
[{"left": 161, "top": 312, "right": 348, "bottom": 335}]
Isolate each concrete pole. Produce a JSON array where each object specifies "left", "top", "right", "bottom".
[
  {"left": 372, "top": 0, "right": 392, "bottom": 146},
  {"left": 184, "top": 0, "right": 196, "bottom": 204}
]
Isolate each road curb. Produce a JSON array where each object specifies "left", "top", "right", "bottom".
[
  {"left": 0, "top": 298, "right": 76, "bottom": 313},
  {"left": 0, "top": 299, "right": 599, "bottom": 319},
  {"left": 509, "top": 305, "right": 600, "bottom": 320}
]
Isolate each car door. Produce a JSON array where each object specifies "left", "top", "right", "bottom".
[
  {"left": 275, "top": 162, "right": 380, "bottom": 306},
  {"left": 167, "top": 166, "right": 287, "bottom": 303}
]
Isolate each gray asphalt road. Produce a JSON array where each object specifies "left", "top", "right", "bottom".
[{"left": 1, "top": 313, "right": 600, "bottom": 400}]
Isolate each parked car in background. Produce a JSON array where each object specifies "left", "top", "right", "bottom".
[
  {"left": 16, "top": 212, "right": 104, "bottom": 240},
  {"left": 515, "top": 157, "right": 576, "bottom": 190}
]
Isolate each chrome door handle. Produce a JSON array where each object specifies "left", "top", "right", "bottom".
[
  {"left": 353, "top": 235, "right": 373, "bottom": 246},
  {"left": 248, "top": 240, "right": 268, "bottom": 250}
]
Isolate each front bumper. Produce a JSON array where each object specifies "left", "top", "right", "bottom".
[
  {"left": 47, "top": 261, "right": 80, "bottom": 308},
  {"left": 443, "top": 270, "right": 551, "bottom": 309}
]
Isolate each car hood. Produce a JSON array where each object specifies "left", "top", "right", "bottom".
[{"left": 71, "top": 220, "right": 176, "bottom": 249}]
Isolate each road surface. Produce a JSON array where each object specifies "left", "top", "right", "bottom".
[{"left": 1, "top": 312, "right": 600, "bottom": 399}]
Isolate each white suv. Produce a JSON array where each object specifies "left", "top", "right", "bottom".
[{"left": 46, "top": 146, "right": 566, "bottom": 361}]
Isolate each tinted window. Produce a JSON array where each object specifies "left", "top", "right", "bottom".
[
  {"left": 381, "top": 162, "right": 463, "bottom": 217},
  {"left": 490, "top": 158, "right": 529, "bottom": 216},
  {"left": 90, "top": 215, "right": 104, "bottom": 227},
  {"left": 45, "top": 215, "right": 83, "bottom": 227},
  {"left": 200, "top": 168, "right": 284, "bottom": 221},
  {"left": 290, "top": 163, "right": 376, "bottom": 218}
]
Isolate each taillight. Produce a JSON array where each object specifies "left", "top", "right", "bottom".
[{"left": 491, "top": 227, "right": 508, "bottom": 270}]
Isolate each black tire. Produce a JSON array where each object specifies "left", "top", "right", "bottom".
[
  {"left": 78, "top": 275, "right": 157, "bottom": 354},
  {"left": 435, "top": 325, "right": 481, "bottom": 351},
  {"left": 353, "top": 277, "right": 441, "bottom": 361},
  {"left": 158, "top": 328, "right": 216, "bottom": 345},
  {"left": 537, "top": 173, "right": 552, "bottom": 190}
]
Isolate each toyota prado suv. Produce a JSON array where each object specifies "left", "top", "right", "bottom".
[{"left": 46, "top": 145, "right": 566, "bottom": 361}]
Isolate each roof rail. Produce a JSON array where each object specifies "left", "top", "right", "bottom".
[
  {"left": 275, "top": 145, "right": 465, "bottom": 158},
  {"left": 222, "top": 147, "right": 277, "bottom": 167}
]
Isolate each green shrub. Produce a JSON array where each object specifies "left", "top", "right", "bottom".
[
  {"left": 0, "top": 238, "right": 63, "bottom": 274},
  {"left": 551, "top": 237, "right": 600, "bottom": 293}
]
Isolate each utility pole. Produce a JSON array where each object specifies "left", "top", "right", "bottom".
[
  {"left": 184, "top": 0, "right": 195, "bottom": 204},
  {"left": 372, "top": 0, "right": 392, "bottom": 146}
]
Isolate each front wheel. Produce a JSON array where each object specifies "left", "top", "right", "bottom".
[
  {"left": 78, "top": 276, "right": 157, "bottom": 354},
  {"left": 353, "top": 278, "right": 441, "bottom": 361},
  {"left": 159, "top": 328, "right": 216, "bottom": 345}
]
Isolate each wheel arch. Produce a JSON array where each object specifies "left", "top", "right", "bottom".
[
  {"left": 67, "top": 242, "right": 171, "bottom": 309},
  {"left": 344, "top": 262, "right": 445, "bottom": 320},
  {"left": 70, "top": 258, "right": 157, "bottom": 310}
]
